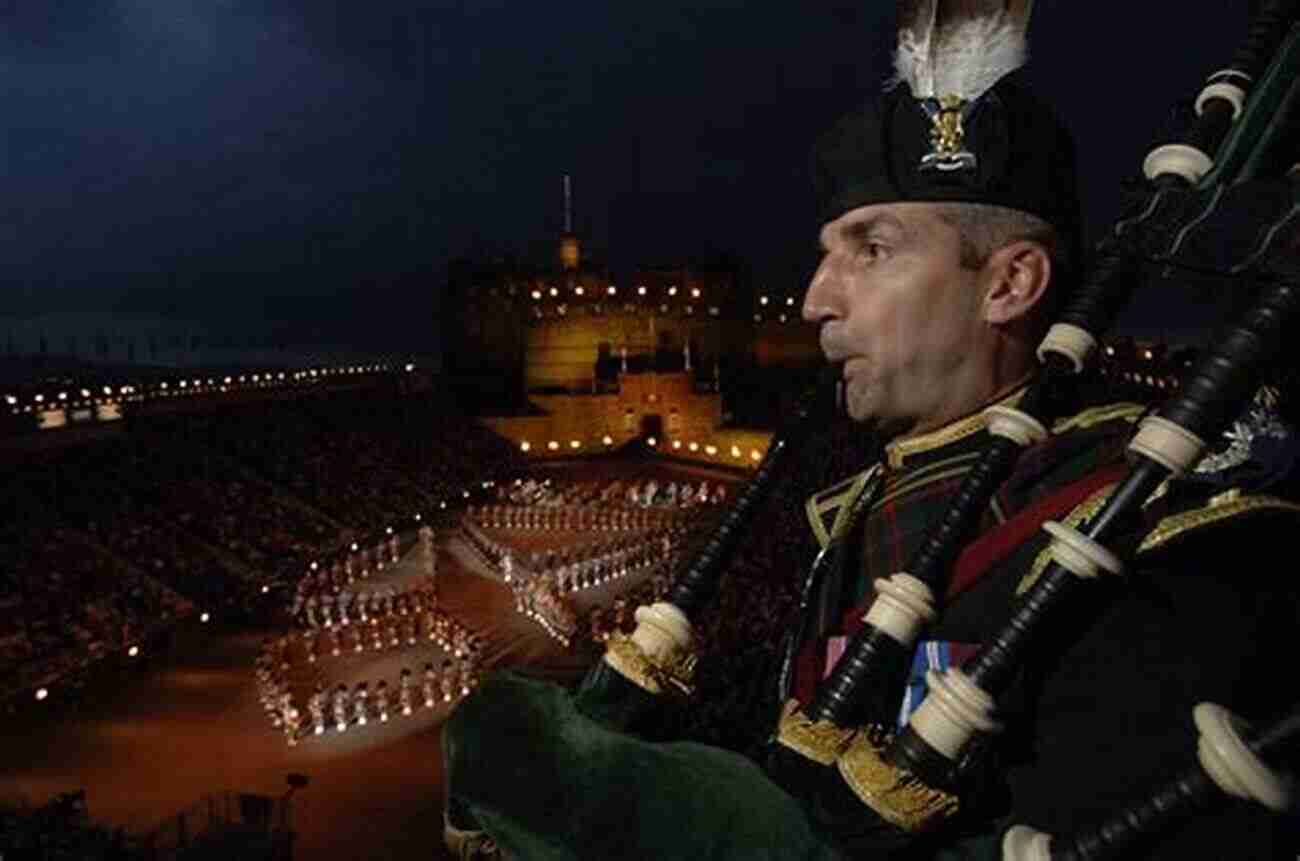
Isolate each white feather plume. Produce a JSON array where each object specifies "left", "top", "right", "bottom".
[{"left": 893, "top": 2, "right": 1031, "bottom": 101}]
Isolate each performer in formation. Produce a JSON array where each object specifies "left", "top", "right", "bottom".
[
  {"left": 308, "top": 683, "right": 327, "bottom": 736},
  {"left": 332, "top": 683, "right": 349, "bottom": 733},
  {"left": 441, "top": 2, "right": 1300, "bottom": 858}
]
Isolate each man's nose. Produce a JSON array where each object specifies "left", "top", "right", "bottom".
[{"left": 802, "top": 258, "right": 838, "bottom": 324}]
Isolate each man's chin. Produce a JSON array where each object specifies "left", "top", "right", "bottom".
[{"left": 845, "top": 397, "right": 909, "bottom": 440}]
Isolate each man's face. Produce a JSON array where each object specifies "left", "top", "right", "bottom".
[{"left": 802, "top": 202, "right": 987, "bottom": 434}]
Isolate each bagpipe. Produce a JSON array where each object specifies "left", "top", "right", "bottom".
[{"left": 574, "top": 0, "right": 1300, "bottom": 856}]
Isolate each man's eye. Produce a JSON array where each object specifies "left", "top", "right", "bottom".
[{"left": 857, "top": 243, "right": 885, "bottom": 263}]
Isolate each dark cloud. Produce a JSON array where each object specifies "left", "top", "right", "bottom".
[{"left": 0, "top": 1, "right": 1257, "bottom": 345}]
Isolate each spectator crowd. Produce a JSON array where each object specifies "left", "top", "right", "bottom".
[{"left": 0, "top": 388, "right": 523, "bottom": 707}]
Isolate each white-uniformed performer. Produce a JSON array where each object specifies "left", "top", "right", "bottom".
[
  {"left": 423, "top": 662, "right": 438, "bottom": 709},
  {"left": 400, "top": 667, "right": 414, "bottom": 716},
  {"left": 303, "top": 627, "right": 318, "bottom": 664},
  {"left": 375, "top": 679, "right": 391, "bottom": 723},
  {"left": 283, "top": 702, "right": 301, "bottom": 747},
  {"left": 440, "top": 659, "right": 456, "bottom": 703},
  {"left": 332, "top": 683, "right": 349, "bottom": 733},
  {"left": 308, "top": 683, "right": 326, "bottom": 736},
  {"left": 353, "top": 681, "right": 369, "bottom": 727}
]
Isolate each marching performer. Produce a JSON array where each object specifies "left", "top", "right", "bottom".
[
  {"left": 308, "top": 683, "right": 327, "bottom": 736},
  {"left": 439, "top": 659, "right": 456, "bottom": 704},
  {"left": 423, "top": 662, "right": 438, "bottom": 709},
  {"left": 400, "top": 667, "right": 415, "bottom": 716},
  {"left": 332, "top": 683, "right": 349, "bottom": 733},
  {"left": 302, "top": 627, "right": 318, "bottom": 665},
  {"left": 282, "top": 702, "right": 301, "bottom": 747},
  {"left": 353, "top": 681, "right": 369, "bottom": 727}
]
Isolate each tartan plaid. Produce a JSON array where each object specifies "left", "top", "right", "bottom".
[{"left": 791, "top": 401, "right": 1141, "bottom": 708}]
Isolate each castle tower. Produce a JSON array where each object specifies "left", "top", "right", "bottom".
[{"left": 558, "top": 174, "right": 580, "bottom": 271}]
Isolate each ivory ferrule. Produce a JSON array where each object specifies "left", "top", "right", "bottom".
[
  {"left": 629, "top": 602, "right": 693, "bottom": 664},
  {"left": 985, "top": 405, "right": 1049, "bottom": 447},
  {"left": 865, "top": 574, "right": 936, "bottom": 645},
  {"left": 603, "top": 603, "right": 698, "bottom": 696},
  {"left": 1128, "top": 415, "right": 1206, "bottom": 475},
  {"left": 1037, "top": 323, "right": 1096, "bottom": 372},
  {"left": 1196, "top": 81, "right": 1247, "bottom": 120},
  {"left": 1194, "top": 703, "right": 1293, "bottom": 812},
  {"left": 1142, "top": 143, "right": 1213, "bottom": 184},
  {"left": 1001, "top": 825, "right": 1053, "bottom": 861},
  {"left": 1042, "top": 521, "right": 1123, "bottom": 579},
  {"left": 908, "top": 668, "right": 999, "bottom": 761}
]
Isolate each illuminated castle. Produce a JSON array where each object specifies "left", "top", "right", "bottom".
[{"left": 443, "top": 176, "right": 820, "bottom": 465}]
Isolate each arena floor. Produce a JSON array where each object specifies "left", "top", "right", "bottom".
[{"left": 0, "top": 461, "right": 737, "bottom": 860}]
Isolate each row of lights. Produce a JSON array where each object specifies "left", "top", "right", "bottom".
[
  {"left": 519, "top": 436, "right": 765, "bottom": 462},
  {"left": 32, "top": 630, "right": 156, "bottom": 703},
  {"left": 1120, "top": 372, "right": 1178, "bottom": 389},
  {"left": 516, "top": 286, "right": 799, "bottom": 305},
  {"left": 528, "top": 285, "right": 709, "bottom": 300},
  {"left": 5, "top": 363, "right": 413, "bottom": 415},
  {"left": 1103, "top": 345, "right": 1160, "bottom": 361},
  {"left": 520, "top": 436, "right": 614, "bottom": 453},
  {"left": 532, "top": 304, "right": 723, "bottom": 319}
]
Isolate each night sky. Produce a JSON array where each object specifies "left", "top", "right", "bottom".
[{"left": 2, "top": 1, "right": 1252, "bottom": 351}]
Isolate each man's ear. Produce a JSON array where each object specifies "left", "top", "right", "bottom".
[{"left": 981, "top": 241, "right": 1052, "bottom": 325}]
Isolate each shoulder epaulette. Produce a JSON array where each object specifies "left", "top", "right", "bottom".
[
  {"left": 1018, "top": 485, "right": 1300, "bottom": 594},
  {"left": 1137, "top": 488, "right": 1300, "bottom": 553}
]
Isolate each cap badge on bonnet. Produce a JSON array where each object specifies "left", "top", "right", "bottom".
[
  {"left": 896, "top": 0, "right": 1034, "bottom": 173},
  {"left": 919, "top": 95, "right": 977, "bottom": 172}
]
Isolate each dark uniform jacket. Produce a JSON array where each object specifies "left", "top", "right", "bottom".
[{"left": 792, "top": 392, "right": 1300, "bottom": 858}]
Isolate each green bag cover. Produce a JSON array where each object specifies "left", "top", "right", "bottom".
[{"left": 444, "top": 671, "right": 844, "bottom": 860}]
